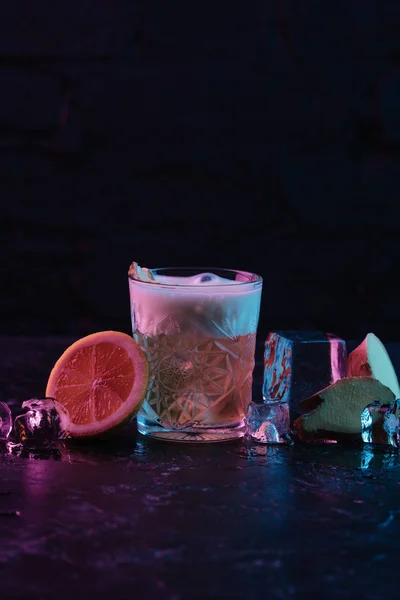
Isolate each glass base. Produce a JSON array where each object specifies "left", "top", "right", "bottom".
[{"left": 137, "top": 415, "right": 247, "bottom": 443}]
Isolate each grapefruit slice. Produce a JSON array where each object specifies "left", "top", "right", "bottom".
[{"left": 45, "top": 331, "right": 149, "bottom": 437}]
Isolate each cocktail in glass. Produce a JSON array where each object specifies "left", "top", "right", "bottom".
[{"left": 128, "top": 264, "right": 263, "bottom": 442}]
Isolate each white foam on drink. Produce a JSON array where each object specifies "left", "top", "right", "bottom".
[
  {"left": 154, "top": 272, "right": 234, "bottom": 286},
  {"left": 129, "top": 266, "right": 262, "bottom": 337}
]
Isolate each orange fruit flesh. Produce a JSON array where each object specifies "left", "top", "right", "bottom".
[
  {"left": 54, "top": 342, "right": 135, "bottom": 425},
  {"left": 45, "top": 331, "right": 149, "bottom": 437}
]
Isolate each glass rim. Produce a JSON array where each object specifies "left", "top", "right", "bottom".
[{"left": 128, "top": 265, "right": 263, "bottom": 289}]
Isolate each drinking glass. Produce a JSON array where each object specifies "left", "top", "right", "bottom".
[{"left": 128, "top": 265, "right": 263, "bottom": 442}]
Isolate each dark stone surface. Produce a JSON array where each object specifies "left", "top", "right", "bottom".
[
  {"left": 1, "top": 1, "right": 400, "bottom": 340},
  {"left": 1, "top": 336, "right": 400, "bottom": 599}
]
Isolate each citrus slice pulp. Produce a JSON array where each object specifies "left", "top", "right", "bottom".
[{"left": 45, "top": 331, "right": 149, "bottom": 437}]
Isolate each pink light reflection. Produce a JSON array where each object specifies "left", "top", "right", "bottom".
[{"left": 330, "top": 338, "right": 347, "bottom": 383}]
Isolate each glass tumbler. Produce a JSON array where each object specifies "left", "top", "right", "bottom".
[{"left": 128, "top": 265, "right": 263, "bottom": 442}]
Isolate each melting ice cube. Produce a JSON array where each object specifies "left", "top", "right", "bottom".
[
  {"left": 263, "top": 331, "right": 347, "bottom": 417},
  {"left": 246, "top": 401, "right": 292, "bottom": 444},
  {"left": 0, "top": 402, "right": 12, "bottom": 440},
  {"left": 14, "top": 398, "right": 70, "bottom": 447},
  {"left": 361, "top": 400, "right": 399, "bottom": 448}
]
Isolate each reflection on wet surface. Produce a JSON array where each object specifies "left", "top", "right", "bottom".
[{"left": 2, "top": 423, "right": 400, "bottom": 473}]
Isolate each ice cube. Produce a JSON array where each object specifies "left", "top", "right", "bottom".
[
  {"left": 0, "top": 402, "right": 12, "bottom": 440},
  {"left": 263, "top": 331, "right": 347, "bottom": 418},
  {"left": 246, "top": 401, "right": 292, "bottom": 444},
  {"left": 14, "top": 398, "right": 70, "bottom": 447},
  {"left": 191, "top": 273, "right": 220, "bottom": 284},
  {"left": 361, "top": 400, "right": 399, "bottom": 448}
]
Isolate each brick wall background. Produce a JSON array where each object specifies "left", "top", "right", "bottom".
[{"left": 1, "top": 1, "right": 400, "bottom": 341}]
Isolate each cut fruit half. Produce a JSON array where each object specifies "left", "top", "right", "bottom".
[
  {"left": 347, "top": 333, "right": 400, "bottom": 399},
  {"left": 45, "top": 331, "right": 149, "bottom": 438},
  {"left": 294, "top": 376, "right": 395, "bottom": 440}
]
